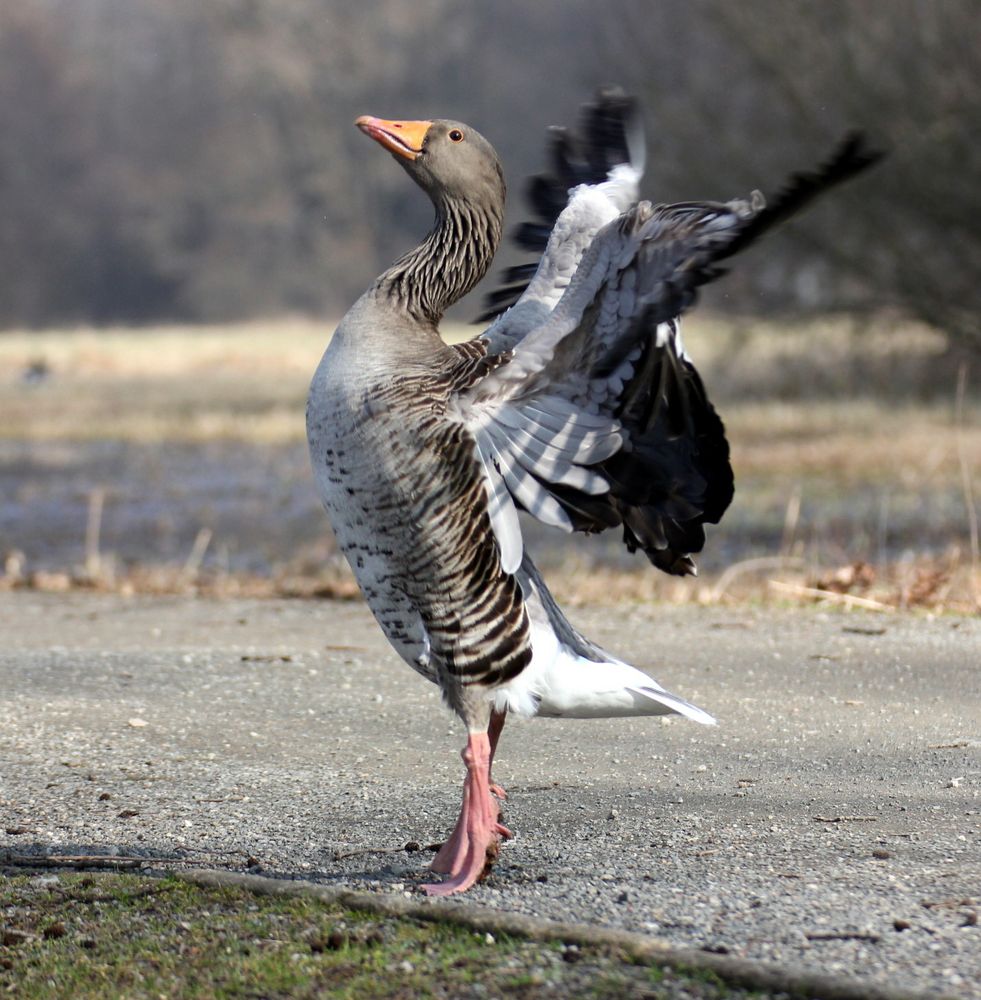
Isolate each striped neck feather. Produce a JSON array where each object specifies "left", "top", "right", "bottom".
[{"left": 376, "top": 195, "right": 503, "bottom": 325}]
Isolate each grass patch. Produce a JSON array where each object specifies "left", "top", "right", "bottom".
[{"left": 0, "top": 872, "right": 770, "bottom": 999}]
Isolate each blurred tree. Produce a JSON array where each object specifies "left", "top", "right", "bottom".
[
  {"left": 0, "top": 0, "right": 976, "bottom": 356},
  {"left": 0, "top": 4, "right": 177, "bottom": 324},
  {"left": 602, "top": 0, "right": 981, "bottom": 354}
]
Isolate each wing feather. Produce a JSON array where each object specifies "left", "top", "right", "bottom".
[
  {"left": 475, "top": 437, "right": 523, "bottom": 574},
  {"left": 454, "top": 128, "right": 883, "bottom": 576},
  {"left": 476, "top": 88, "right": 643, "bottom": 328},
  {"left": 490, "top": 444, "right": 573, "bottom": 531}
]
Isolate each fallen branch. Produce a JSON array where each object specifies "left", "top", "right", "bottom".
[
  {"left": 333, "top": 842, "right": 428, "bottom": 861},
  {"left": 184, "top": 869, "right": 928, "bottom": 1000},
  {"left": 3, "top": 854, "right": 187, "bottom": 869},
  {"left": 806, "top": 931, "right": 881, "bottom": 943},
  {"left": 813, "top": 816, "right": 877, "bottom": 823},
  {"left": 768, "top": 580, "right": 895, "bottom": 611}
]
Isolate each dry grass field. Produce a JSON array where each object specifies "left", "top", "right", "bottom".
[{"left": 1, "top": 317, "right": 978, "bottom": 612}]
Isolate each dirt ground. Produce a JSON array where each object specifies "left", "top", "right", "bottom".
[{"left": 1, "top": 592, "right": 977, "bottom": 998}]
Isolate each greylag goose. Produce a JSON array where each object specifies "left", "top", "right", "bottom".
[{"left": 306, "top": 92, "right": 881, "bottom": 895}]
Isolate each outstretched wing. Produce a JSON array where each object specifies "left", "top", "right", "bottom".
[
  {"left": 453, "top": 132, "right": 884, "bottom": 577},
  {"left": 476, "top": 88, "right": 645, "bottom": 351}
]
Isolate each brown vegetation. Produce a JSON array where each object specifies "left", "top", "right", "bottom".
[{"left": 1, "top": 319, "right": 977, "bottom": 614}]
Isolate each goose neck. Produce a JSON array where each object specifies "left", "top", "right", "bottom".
[{"left": 376, "top": 195, "right": 502, "bottom": 325}]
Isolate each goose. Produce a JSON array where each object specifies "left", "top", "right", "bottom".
[{"left": 306, "top": 92, "right": 881, "bottom": 895}]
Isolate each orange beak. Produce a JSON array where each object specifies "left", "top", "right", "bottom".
[{"left": 355, "top": 116, "right": 432, "bottom": 161}]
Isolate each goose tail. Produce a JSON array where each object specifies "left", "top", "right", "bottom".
[
  {"left": 624, "top": 683, "right": 717, "bottom": 725},
  {"left": 492, "top": 555, "right": 715, "bottom": 724}
]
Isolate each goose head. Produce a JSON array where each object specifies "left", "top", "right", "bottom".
[{"left": 355, "top": 115, "right": 505, "bottom": 213}]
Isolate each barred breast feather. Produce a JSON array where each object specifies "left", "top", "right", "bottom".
[{"left": 307, "top": 318, "right": 531, "bottom": 696}]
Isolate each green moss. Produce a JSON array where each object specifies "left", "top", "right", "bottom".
[{"left": 0, "top": 873, "right": 792, "bottom": 999}]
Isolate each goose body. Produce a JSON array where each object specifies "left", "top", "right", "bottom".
[
  {"left": 308, "top": 297, "right": 713, "bottom": 724},
  {"left": 307, "top": 94, "right": 881, "bottom": 894}
]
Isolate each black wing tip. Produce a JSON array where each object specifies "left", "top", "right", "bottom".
[
  {"left": 540, "top": 87, "right": 641, "bottom": 197},
  {"left": 575, "top": 86, "right": 643, "bottom": 175},
  {"left": 822, "top": 130, "right": 888, "bottom": 182},
  {"left": 711, "top": 129, "right": 887, "bottom": 266},
  {"left": 786, "top": 129, "right": 888, "bottom": 203},
  {"left": 587, "top": 85, "right": 641, "bottom": 131},
  {"left": 477, "top": 86, "right": 643, "bottom": 324}
]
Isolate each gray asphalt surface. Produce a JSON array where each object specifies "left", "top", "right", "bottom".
[{"left": 1, "top": 592, "right": 978, "bottom": 997}]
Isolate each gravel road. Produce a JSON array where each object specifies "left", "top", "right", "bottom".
[{"left": 1, "top": 592, "right": 978, "bottom": 997}]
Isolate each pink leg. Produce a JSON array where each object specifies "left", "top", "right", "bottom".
[
  {"left": 430, "top": 711, "right": 510, "bottom": 874},
  {"left": 428, "top": 775, "right": 472, "bottom": 875},
  {"left": 422, "top": 732, "right": 511, "bottom": 895},
  {"left": 487, "top": 709, "right": 507, "bottom": 801}
]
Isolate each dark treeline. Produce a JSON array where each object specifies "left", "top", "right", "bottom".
[{"left": 1, "top": 0, "right": 978, "bottom": 351}]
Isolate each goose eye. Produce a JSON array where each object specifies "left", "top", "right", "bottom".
[{"left": 448, "top": 129, "right": 464, "bottom": 143}]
